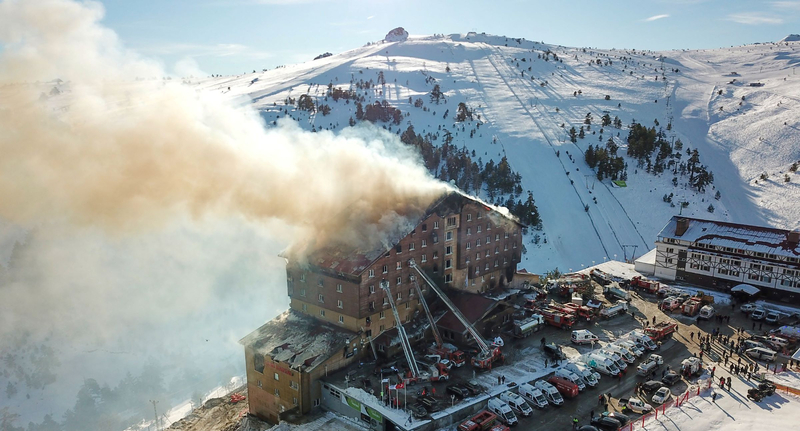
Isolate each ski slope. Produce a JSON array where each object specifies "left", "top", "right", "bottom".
[{"left": 192, "top": 33, "right": 800, "bottom": 274}]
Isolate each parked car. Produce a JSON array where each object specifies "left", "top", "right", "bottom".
[
  {"left": 765, "top": 312, "right": 781, "bottom": 325},
  {"left": 740, "top": 303, "right": 758, "bottom": 313},
  {"left": 602, "top": 411, "right": 630, "bottom": 426},
  {"left": 640, "top": 380, "right": 666, "bottom": 397},
  {"left": 578, "top": 427, "right": 600, "bottom": 431},
  {"left": 662, "top": 371, "right": 681, "bottom": 386},
  {"left": 651, "top": 387, "right": 671, "bottom": 404},
  {"left": 447, "top": 384, "right": 471, "bottom": 399},
  {"left": 463, "top": 380, "right": 483, "bottom": 395},
  {"left": 543, "top": 342, "right": 567, "bottom": 360},
  {"left": 751, "top": 309, "right": 767, "bottom": 320},
  {"left": 591, "top": 416, "right": 622, "bottom": 431},
  {"left": 409, "top": 403, "right": 428, "bottom": 419}
]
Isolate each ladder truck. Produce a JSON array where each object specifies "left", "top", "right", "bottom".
[
  {"left": 411, "top": 273, "right": 466, "bottom": 367},
  {"left": 409, "top": 260, "right": 504, "bottom": 370},
  {"left": 380, "top": 280, "right": 422, "bottom": 382}
]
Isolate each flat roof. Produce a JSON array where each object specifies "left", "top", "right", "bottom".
[{"left": 240, "top": 310, "right": 356, "bottom": 371}]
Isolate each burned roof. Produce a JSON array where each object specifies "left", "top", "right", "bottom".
[
  {"left": 302, "top": 190, "right": 523, "bottom": 276},
  {"left": 437, "top": 292, "right": 499, "bottom": 333},
  {"left": 658, "top": 216, "right": 800, "bottom": 259},
  {"left": 239, "top": 310, "right": 356, "bottom": 371}
]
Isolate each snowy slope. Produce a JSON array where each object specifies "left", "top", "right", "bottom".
[{"left": 191, "top": 34, "right": 800, "bottom": 275}]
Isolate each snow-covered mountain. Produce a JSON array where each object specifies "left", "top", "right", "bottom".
[{"left": 192, "top": 32, "right": 800, "bottom": 273}]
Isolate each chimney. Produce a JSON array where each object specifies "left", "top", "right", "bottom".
[
  {"left": 675, "top": 218, "right": 690, "bottom": 237},
  {"left": 789, "top": 230, "right": 800, "bottom": 245}
]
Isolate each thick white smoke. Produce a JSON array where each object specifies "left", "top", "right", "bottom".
[{"left": 0, "top": 0, "right": 447, "bottom": 425}]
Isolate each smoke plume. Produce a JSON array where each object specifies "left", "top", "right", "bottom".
[{"left": 0, "top": 0, "right": 447, "bottom": 425}]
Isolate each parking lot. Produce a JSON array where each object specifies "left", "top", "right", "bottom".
[{"left": 340, "top": 276, "right": 799, "bottom": 430}]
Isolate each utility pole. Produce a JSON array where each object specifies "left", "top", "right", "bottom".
[{"left": 150, "top": 400, "right": 159, "bottom": 431}]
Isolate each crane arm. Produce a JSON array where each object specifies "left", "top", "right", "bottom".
[{"left": 411, "top": 274, "right": 443, "bottom": 348}]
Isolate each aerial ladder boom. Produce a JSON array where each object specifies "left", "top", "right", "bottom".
[
  {"left": 380, "top": 281, "right": 421, "bottom": 377},
  {"left": 411, "top": 274, "right": 444, "bottom": 348},
  {"left": 408, "top": 261, "right": 492, "bottom": 354}
]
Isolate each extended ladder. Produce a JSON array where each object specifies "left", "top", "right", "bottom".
[{"left": 380, "top": 281, "right": 420, "bottom": 377}]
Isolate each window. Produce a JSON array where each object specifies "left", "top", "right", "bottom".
[
  {"left": 397, "top": 291, "right": 402, "bottom": 300},
  {"left": 477, "top": 211, "right": 482, "bottom": 219},
  {"left": 369, "top": 301, "right": 375, "bottom": 310},
  {"left": 382, "top": 265, "right": 388, "bottom": 274},
  {"left": 476, "top": 238, "right": 482, "bottom": 246},
  {"left": 433, "top": 251, "right": 439, "bottom": 259},
  {"left": 339, "top": 315, "right": 344, "bottom": 324},
  {"left": 486, "top": 223, "right": 491, "bottom": 230},
  {"left": 302, "top": 304, "right": 307, "bottom": 312},
  {"left": 494, "top": 259, "right": 499, "bottom": 267},
  {"left": 485, "top": 263, "right": 490, "bottom": 271},
  {"left": 432, "top": 232, "right": 439, "bottom": 244},
  {"left": 317, "top": 279, "right": 323, "bottom": 287},
  {"left": 466, "top": 242, "right": 471, "bottom": 250},
  {"left": 446, "top": 245, "right": 453, "bottom": 255},
  {"left": 485, "top": 250, "right": 490, "bottom": 257},
  {"left": 396, "top": 261, "right": 402, "bottom": 270},
  {"left": 274, "top": 373, "right": 280, "bottom": 381},
  {"left": 467, "top": 213, "right": 472, "bottom": 221},
  {"left": 447, "top": 216, "right": 457, "bottom": 227},
  {"left": 300, "top": 288, "right": 306, "bottom": 297},
  {"left": 405, "top": 302, "right": 410, "bottom": 309},
  {"left": 421, "top": 239, "right": 427, "bottom": 248},
  {"left": 383, "top": 297, "right": 388, "bottom": 306},
  {"left": 369, "top": 284, "right": 375, "bottom": 294},
  {"left": 319, "top": 309, "right": 326, "bottom": 317},
  {"left": 445, "top": 259, "right": 452, "bottom": 269},
  {"left": 395, "top": 244, "right": 402, "bottom": 253},
  {"left": 445, "top": 273, "right": 453, "bottom": 282},
  {"left": 495, "top": 246, "right": 499, "bottom": 254},
  {"left": 293, "top": 397, "right": 298, "bottom": 406},
  {"left": 275, "top": 388, "right": 280, "bottom": 397},
  {"left": 476, "top": 252, "right": 480, "bottom": 260},
  {"left": 380, "top": 311, "right": 385, "bottom": 320},
  {"left": 396, "top": 276, "right": 402, "bottom": 285},
  {"left": 318, "top": 294, "right": 324, "bottom": 303},
  {"left": 257, "top": 380, "right": 262, "bottom": 388},
  {"left": 504, "top": 232, "right": 509, "bottom": 238},
  {"left": 446, "top": 231, "right": 453, "bottom": 241},
  {"left": 337, "top": 299, "right": 343, "bottom": 308},
  {"left": 467, "top": 227, "right": 472, "bottom": 236},
  {"left": 421, "top": 254, "right": 427, "bottom": 263},
  {"left": 495, "top": 234, "right": 500, "bottom": 241},
  {"left": 299, "top": 273, "right": 306, "bottom": 282},
  {"left": 409, "top": 242, "right": 415, "bottom": 251},
  {"left": 504, "top": 243, "right": 508, "bottom": 251},
  {"left": 486, "top": 236, "right": 491, "bottom": 244},
  {"left": 477, "top": 225, "right": 482, "bottom": 233},
  {"left": 369, "top": 269, "right": 375, "bottom": 278},
  {"left": 314, "top": 399, "right": 321, "bottom": 407},
  {"left": 433, "top": 221, "right": 439, "bottom": 229},
  {"left": 336, "top": 284, "right": 342, "bottom": 293},
  {"left": 422, "top": 223, "right": 427, "bottom": 232}
]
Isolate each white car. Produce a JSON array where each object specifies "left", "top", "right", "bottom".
[
  {"left": 740, "top": 303, "right": 758, "bottom": 313},
  {"left": 651, "top": 387, "right": 671, "bottom": 404}
]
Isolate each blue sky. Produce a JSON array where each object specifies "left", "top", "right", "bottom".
[{"left": 98, "top": 0, "right": 800, "bottom": 76}]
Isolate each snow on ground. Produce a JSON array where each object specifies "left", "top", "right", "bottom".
[
  {"left": 193, "top": 34, "right": 800, "bottom": 277},
  {"left": 641, "top": 369, "right": 800, "bottom": 431}
]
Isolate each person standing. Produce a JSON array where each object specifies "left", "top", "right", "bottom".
[
  {"left": 712, "top": 392, "right": 718, "bottom": 403},
  {"left": 590, "top": 410, "right": 595, "bottom": 420},
  {"left": 572, "top": 417, "right": 579, "bottom": 430},
  {"left": 727, "top": 377, "right": 732, "bottom": 391}
]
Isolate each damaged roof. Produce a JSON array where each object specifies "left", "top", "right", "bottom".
[
  {"left": 303, "top": 190, "right": 523, "bottom": 276},
  {"left": 658, "top": 216, "right": 800, "bottom": 259},
  {"left": 437, "top": 292, "right": 499, "bottom": 334},
  {"left": 239, "top": 310, "right": 356, "bottom": 371}
]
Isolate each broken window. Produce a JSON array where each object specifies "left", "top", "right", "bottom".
[
  {"left": 422, "top": 223, "right": 427, "bottom": 232},
  {"left": 395, "top": 244, "right": 402, "bottom": 253},
  {"left": 254, "top": 354, "right": 265, "bottom": 373}
]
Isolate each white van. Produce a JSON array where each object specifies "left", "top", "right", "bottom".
[
  {"left": 617, "top": 339, "right": 643, "bottom": 357},
  {"left": 629, "top": 331, "right": 658, "bottom": 351},
  {"left": 564, "top": 362, "right": 600, "bottom": 387},
  {"left": 534, "top": 380, "right": 564, "bottom": 405},
  {"left": 606, "top": 344, "right": 636, "bottom": 363},
  {"left": 571, "top": 329, "right": 599, "bottom": 345},
  {"left": 698, "top": 305, "right": 715, "bottom": 321},
  {"left": 555, "top": 368, "right": 586, "bottom": 391},
  {"left": 500, "top": 391, "right": 533, "bottom": 417},
  {"left": 584, "top": 353, "right": 620, "bottom": 376},
  {"left": 598, "top": 349, "right": 628, "bottom": 370},
  {"left": 488, "top": 398, "right": 518, "bottom": 425},
  {"left": 518, "top": 382, "right": 548, "bottom": 408},
  {"left": 745, "top": 347, "right": 777, "bottom": 362}
]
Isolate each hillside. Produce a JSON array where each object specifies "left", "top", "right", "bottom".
[{"left": 193, "top": 33, "right": 800, "bottom": 273}]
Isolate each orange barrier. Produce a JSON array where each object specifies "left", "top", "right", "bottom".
[{"left": 772, "top": 382, "right": 800, "bottom": 396}]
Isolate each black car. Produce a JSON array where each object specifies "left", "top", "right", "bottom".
[
  {"left": 640, "top": 380, "right": 666, "bottom": 397},
  {"left": 662, "top": 371, "right": 681, "bottom": 386},
  {"left": 409, "top": 403, "right": 428, "bottom": 419},
  {"left": 543, "top": 342, "right": 567, "bottom": 360},
  {"left": 591, "top": 416, "right": 622, "bottom": 431},
  {"left": 446, "top": 384, "right": 470, "bottom": 399},
  {"left": 602, "top": 411, "right": 630, "bottom": 426},
  {"left": 373, "top": 365, "right": 399, "bottom": 376},
  {"left": 578, "top": 426, "right": 600, "bottom": 431},
  {"left": 463, "top": 380, "right": 483, "bottom": 395}
]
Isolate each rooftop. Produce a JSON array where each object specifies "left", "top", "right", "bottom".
[
  {"left": 657, "top": 216, "right": 800, "bottom": 259},
  {"left": 437, "top": 292, "right": 499, "bottom": 333},
  {"left": 303, "top": 190, "right": 523, "bottom": 276},
  {"left": 239, "top": 310, "right": 356, "bottom": 371}
]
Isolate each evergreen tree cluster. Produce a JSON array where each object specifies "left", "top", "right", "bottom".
[
  {"left": 584, "top": 140, "right": 627, "bottom": 181},
  {"left": 399, "top": 126, "right": 540, "bottom": 228},
  {"left": 359, "top": 101, "right": 403, "bottom": 124}
]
